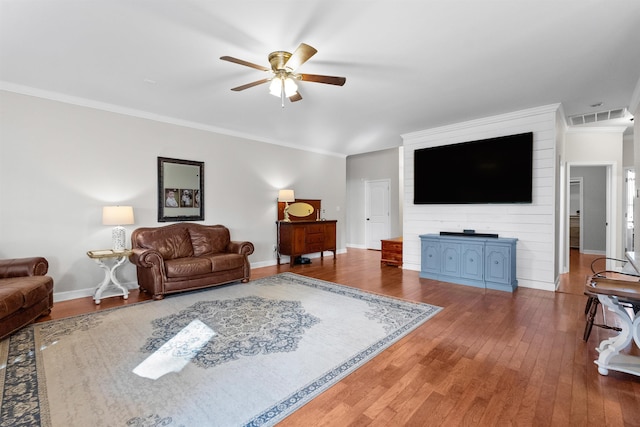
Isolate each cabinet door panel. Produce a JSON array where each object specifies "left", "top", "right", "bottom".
[
  {"left": 421, "top": 241, "right": 440, "bottom": 273},
  {"left": 460, "top": 244, "right": 483, "bottom": 280},
  {"left": 440, "top": 243, "right": 460, "bottom": 277},
  {"left": 485, "top": 245, "right": 510, "bottom": 284}
]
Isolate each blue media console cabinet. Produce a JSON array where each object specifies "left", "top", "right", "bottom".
[{"left": 419, "top": 234, "right": 518, "bottom": 292}]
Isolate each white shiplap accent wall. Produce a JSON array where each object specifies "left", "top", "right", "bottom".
[{"left": 402, "top": 104, "right": 560, "bottom": 291}]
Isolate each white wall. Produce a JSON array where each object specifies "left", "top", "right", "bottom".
[
  {"left": 623, "top": 133, "right": 634, "bottom": 168},
  {"left": 0, "top": 90, "right": 346, "bottom": 301},
  {"left": 346, "top": 147, "right": 402, "bottom": 247},
  {"left": 402, "top": 104, "right": 560, "bottom": 291}
]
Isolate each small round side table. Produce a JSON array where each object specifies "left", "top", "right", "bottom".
[{"left": 86, "top": 249, "right": 133, "bottom": 304}]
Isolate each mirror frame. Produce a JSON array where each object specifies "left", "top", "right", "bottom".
[{"left": 157, "top": 157, "right": 204, "bottom": 222}]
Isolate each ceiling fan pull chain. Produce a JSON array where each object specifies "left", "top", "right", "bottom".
[{"left": 280, "top": 78, "right": 285, "bottom": 108}]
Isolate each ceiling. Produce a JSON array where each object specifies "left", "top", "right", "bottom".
[{"left": 1, "top": 0, "right": 639, "bottom": 157}]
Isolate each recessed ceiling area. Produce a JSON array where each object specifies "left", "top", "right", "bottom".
[{"left": 1, "top": 0, "right": 639, "bottom": 156}]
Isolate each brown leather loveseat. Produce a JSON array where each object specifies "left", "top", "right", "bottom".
[
  {"left": 0, "top": 257, "right": 54, "bottom": 340},
  {"left": 129, "top": 223, "right": 254, "bottom": 300}
]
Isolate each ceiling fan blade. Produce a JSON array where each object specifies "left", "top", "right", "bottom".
[
  {"left": 284, "top": 43, "right": 317, "bottom": 71},
  {"left": 220, "top": 56, "right": 270, "bottom": 72},
  {"left": 289, "top": 92, "right": 303, "bottom": 102},
  {"left": 299, "top": 73, "right": 346, "bottom": 86},
  {"left": 230, "top": 78, "right": 270, "bottom": 91}
]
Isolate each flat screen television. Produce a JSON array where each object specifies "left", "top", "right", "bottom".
[{"left": 413, "top": 132, "right": 533, "bottom": 204}]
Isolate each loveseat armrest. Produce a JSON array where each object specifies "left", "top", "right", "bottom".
[
  {"left": 0, "top": 257, "right": 49, "bottom": 279},
  {"left": 227, "top": 241, "right": 255, "bottom": 256},
  {"left": 129, "top": 248, "right": 164, "bottom": 268}
]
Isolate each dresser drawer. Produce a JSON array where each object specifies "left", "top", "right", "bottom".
[
  {"left": 306, "top": 233, "right": 324, "bottom": 244},
  {"left": 306, "top": 243, "right": 323, "bottom": 252},
  {"left": 383, "top": 252, "right": 402, "bottom": 262},
  {"left": 306, "top": 224, "right": 324, "bottom": 234},
  {"left": 382, "top": 241, "right": 402, "bottom": 252}
]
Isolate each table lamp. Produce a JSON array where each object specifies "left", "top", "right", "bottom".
[
  {"left": 278, "top": 189, "right": 295, "bottom": 222},
  {"left": 102, "top": 206, "right": 135, "bottom": 252}
]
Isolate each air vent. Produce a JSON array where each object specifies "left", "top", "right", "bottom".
[{"left": 568, "top": 108, "right": 627, "bottom": 126}]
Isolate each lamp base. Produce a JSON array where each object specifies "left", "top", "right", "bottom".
[{"left": 112, "top": 226, "right": 126, "bottom": 252}]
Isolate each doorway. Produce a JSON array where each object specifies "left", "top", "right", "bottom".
[
  {"left": 565, "top": 163, "right": 615, "bottom": 273},
  {"left": 569, "top": 178, "right": 583, "bottom": 251},
  {"left": 365, "top": 179, "right": 390, "bottom": 250}
]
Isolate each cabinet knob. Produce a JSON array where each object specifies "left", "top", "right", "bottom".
[{"left": 494, "top": 261, "right": 499, "bottom": 264}]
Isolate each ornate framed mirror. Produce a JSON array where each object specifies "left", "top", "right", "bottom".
[{"left": 157, "top": 157, "right": 204, "bottom": 222}]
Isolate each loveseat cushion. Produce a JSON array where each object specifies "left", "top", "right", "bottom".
[
  {"left": 189, "top": 226, "right": 230, "bottom": 256},
  {"left": 136, "top": 227, "right": 194, "bottom": 260},
  {"left": 0, "top": 287, "right": 23, "bottom": 318},
  {"left": 0, "top": 276, "right": 53, "bottom": 317},
  {"left": 164, "top": 257, "right": 212, "bottom": 278},
  {"left": 203, "top": 253, "right": 245, "bottom": 272}
]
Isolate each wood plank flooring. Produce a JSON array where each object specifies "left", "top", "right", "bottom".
[{"left": 39, "top": 249, "right": 640, "bottom": 426}]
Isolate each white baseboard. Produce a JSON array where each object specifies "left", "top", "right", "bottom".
[
  {"left": 53, "top": 281, "right": 138, "bottom": 303},
  {"left": 346, "top": 243, "right": 367, "bottom": 249},
  {"left": 581, "top": 249, "right": 606, "bottom": 255}
]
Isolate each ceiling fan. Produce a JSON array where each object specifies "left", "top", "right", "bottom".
[{"left": 220, "top": 43, "right": 346, "bottom": 106}]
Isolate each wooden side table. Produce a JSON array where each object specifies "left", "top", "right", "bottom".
[
  {"left": 86, "top": 249, "right": 132, "bottom": 304},
  {"left": 381, "top": 237, "right": 403, "bottom": 267}
]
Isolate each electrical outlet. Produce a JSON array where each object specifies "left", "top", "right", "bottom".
[{"left": 273, "top": 244, "right": 277, "bottom": 252}]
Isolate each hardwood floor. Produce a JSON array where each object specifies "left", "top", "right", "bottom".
[{"left": 39, "top": 249, "right": 640, "bottom": 426}]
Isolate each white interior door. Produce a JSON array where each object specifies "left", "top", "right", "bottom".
[{"left": 365, "top": 179, "right": 390, "bottom": 250}]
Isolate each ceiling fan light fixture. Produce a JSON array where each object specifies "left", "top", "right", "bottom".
[
  {"left": 269, "top": 77, "right": 282, "bottom": 97},
  {"left": 269, "top": 76, "right": 298, "bottom": 98},
  {"left": 283, "top": 77, "right": 298, "bottom": 97}
]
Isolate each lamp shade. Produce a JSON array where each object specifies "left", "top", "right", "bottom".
[
  {"left": 102, "top": 206, "right": 135, "bottom": 225},
  {"left": 278, "top": 189, "right": 295, "bottom": 203}
]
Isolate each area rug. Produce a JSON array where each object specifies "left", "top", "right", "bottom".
[{"left": 0, "top": 272, "right": 441, "bottom": 427}]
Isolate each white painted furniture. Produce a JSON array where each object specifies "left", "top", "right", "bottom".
[
  {"left": 585, "top": 276, "right": 640, "bottom": 378},
  {"left": 87, "top": 249, "right": 132, "bottom": 304},
  {"left": 419, "top": 234, "right": 518, "bottom": 292}
]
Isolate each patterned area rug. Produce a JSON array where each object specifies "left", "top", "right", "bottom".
[{"left": 0, "top": 272, "right": 441, "bottom": 426}]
